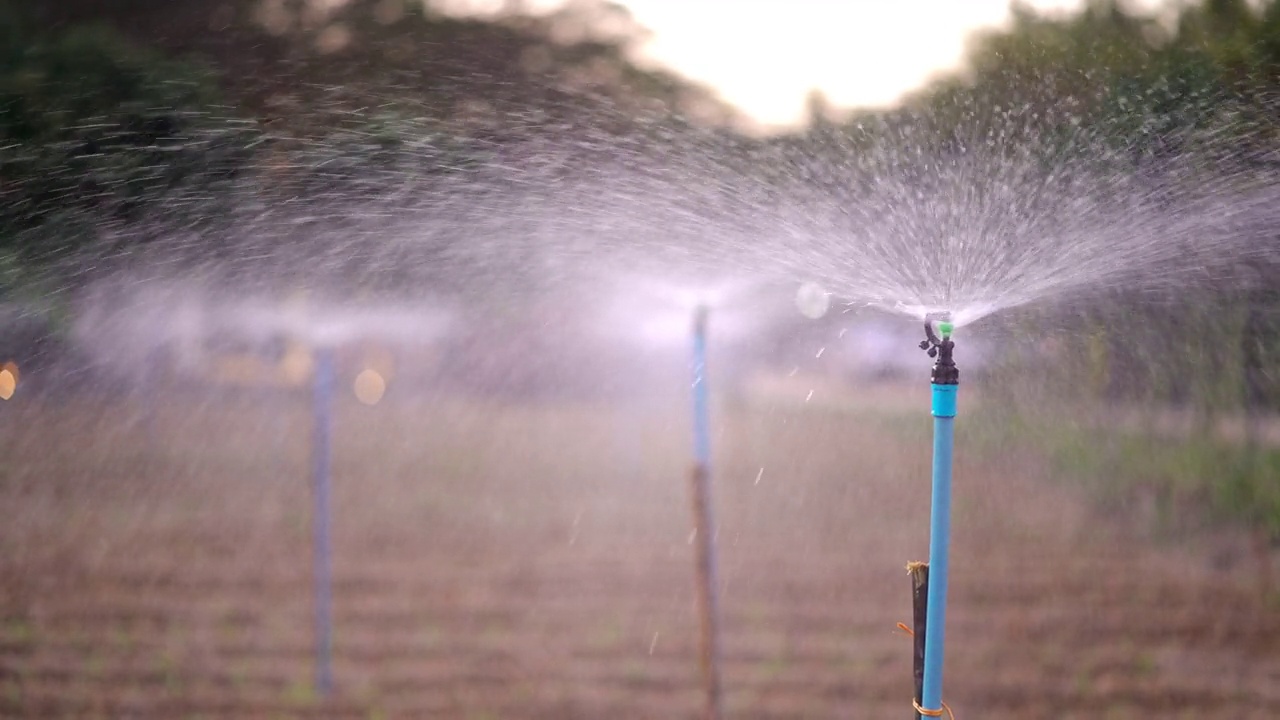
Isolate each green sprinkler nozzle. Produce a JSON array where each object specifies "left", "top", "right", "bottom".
[{"left": 937, "top": 321, "right": 954, "bottom": 338}]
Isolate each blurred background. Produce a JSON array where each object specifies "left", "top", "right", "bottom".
[{"left": 0, "top": 0, "right": 1278, "bottom": 718}]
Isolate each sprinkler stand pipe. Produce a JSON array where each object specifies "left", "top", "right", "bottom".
[
  {"left": 918, "top": 316, "right": 958, "bottom": 717},
  {"left": 908, "top": 561, "right": 930, "bottom": 719},
  {"left": 311, "top": 345, "right": 336, "bottom": 697},
  {"left": 689, "top": 304, "right": 725, "bottom": 720}
]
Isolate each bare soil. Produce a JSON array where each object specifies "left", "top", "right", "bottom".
[{"left": 0, "top": 387, "right": 1277, "bottom": 719}]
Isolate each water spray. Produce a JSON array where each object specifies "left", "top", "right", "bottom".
[
  {"left": 689, "top": 302, "right": 725, "bottom": 720},
  {"left": 311, "top": 345, "right": 336, "bottom": 698},
  {"left": 911, "top": 311, "right": 958, "bottom": 719}
]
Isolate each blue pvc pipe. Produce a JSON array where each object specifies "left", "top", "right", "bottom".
[
  {"left": 692, "top": 307, "right": 712, "bottom": 467},
  {"left": 311, "top": 347, "right": 335, "bottom": 697},
  {"left": 921, "top": 383, "right": 957, "bottom": 715},
  {"left": 690, "top": 305, "right": 725, "bottom": 719}
]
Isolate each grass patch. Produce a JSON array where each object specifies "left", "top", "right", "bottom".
[
  {"left": 283, "top": 677, "right": 317, "bottom": 705},
  {"left": 588, "top": 617, "right": 625, "bottom": 651},
  {"left": 970, "top": 411, "right": 1280, "bottom": 537},
  {"left": 1, "top": 618, "right": 33, "bottom": 647}
]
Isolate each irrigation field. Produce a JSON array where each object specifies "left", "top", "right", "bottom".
[{"left": 1, "top": 385, "right": 1277, "bottom": 719}]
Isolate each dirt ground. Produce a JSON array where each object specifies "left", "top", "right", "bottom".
[{"left": 0, "top": 385, "right": 1277, "bottom": 719}]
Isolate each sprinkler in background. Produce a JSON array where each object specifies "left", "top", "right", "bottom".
[
  {"left": 606, "top": 277, "right": 750, "bottom": 720},
  {"left": 907, "top": 311, "right": 959, "bottom": 720},
  {"left": 605, "top": 274, "right": 796, "bottom": 720}
]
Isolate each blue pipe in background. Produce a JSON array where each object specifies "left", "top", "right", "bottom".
[
  {"left": 311, "top": 346, "right": 335, "bottom": 697},
  {"left": 692, "top": 306, "right": 713, "bottom": 468},
  {"left": 921, "top": 382, "right": 957, "bottom": 716},
  {"left": 690, "top": 304, "right": 725, "bottom": 720},
  {"left": 140, "top": 345, "right": 160, "bottom": 449}
]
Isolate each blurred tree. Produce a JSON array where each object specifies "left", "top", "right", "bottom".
[
  {"left": 885, "top": 0, "right": 1280, "bottom": 171},
  {"left": 37, "top": 0, "right": 739, "bottom": 138},
  {"left": 804, "top": 89, "right": 835, "bottom": 131},
  {"left": 0, "top": 2, "right": 261, "bottom": 288}
]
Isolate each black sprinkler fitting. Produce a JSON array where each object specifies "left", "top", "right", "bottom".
[
  {"left": 693, "top": 303, "right": 710, "bottom": 336},
  {"left": 918, "top": 312, "right": 959, "bottom": 386}
]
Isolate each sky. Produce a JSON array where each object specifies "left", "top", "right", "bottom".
[
  {"left": 433, "top": 0, "right": 1168, "bottom": 128},
  {"left": 612, "top": 0, "right": 1175, "bottom": 128},
  {"left": 616, "top": 0, "right": 1081, "bottom": 127}
]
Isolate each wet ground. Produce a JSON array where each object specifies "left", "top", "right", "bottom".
[{"left": 0, "top": 386, "right": 1277, "bottom": 719}]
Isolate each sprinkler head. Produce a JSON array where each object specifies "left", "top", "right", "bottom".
[
  {"left": 692, "top": 303, "right": 710, "bottom": 335},
  {"left": 919, "top": 313, "right": 959, "bottom": 386}
]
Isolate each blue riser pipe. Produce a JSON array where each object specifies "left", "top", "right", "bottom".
[
  {"left": 690, "top": 306, "right": 724, "bottom": 720},
  {"left": 921, "top": 383, "right": 957, "bottom": 716},
  {"left": 692, "top": 309, "right": 712, "bottom": 469},
  {"left": 312, "top": 347, "right": 335, "bottom": 697}
]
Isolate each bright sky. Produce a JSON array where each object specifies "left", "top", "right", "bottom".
[
  {"left": 611, "top": 0, "right": 1108, "bottom": 128},
  {"left": 609, "top": 0, "right": 1131, "bottom": 127},
  {"left": 441, "top": 0, "right": 1166, "bottom": 129}
]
